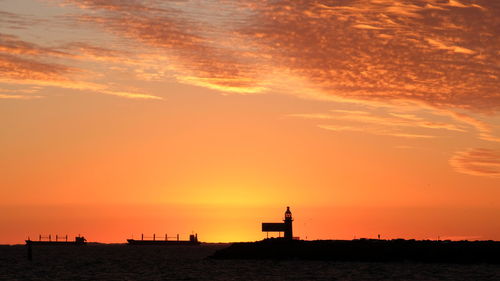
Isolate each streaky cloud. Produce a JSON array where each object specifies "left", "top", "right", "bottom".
[
  {"left": 0, "top": 32, "right": 162, "bottom": 100},
  {"left": 450, "top": 148, "right": 500, "bottom": 178},
  {"left": 317, "top": 124, "right": 435, "bottom": 139}
]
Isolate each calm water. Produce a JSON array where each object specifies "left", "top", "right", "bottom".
[{"left": 0, "top": 244, "right": 499, "bottom": 280}]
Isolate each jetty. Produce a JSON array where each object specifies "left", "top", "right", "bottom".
[
  {"left": 211, "top": 238, "right": 500, "bottom": 263},
  {"left": 211, "top": 207, "right": 500, "bottom": 263}
]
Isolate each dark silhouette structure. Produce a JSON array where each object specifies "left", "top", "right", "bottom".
[
  {"left": 211, "top": 239, "right": 500, "bottom": 263},
  {"left": 262, "top": 206, "right": 293, "bottom": 240},
  {"left": 213, "top": 206, "right": 500, "bottom": 263},
  {"left": 26, "top": 234, "right": 87, "bottom": 260},
  {"left": 26, "top": 234, "right": 87, "bottom": 245},
  {"left": 127, "top": 233, "right": 200, "bottom": 245},
  {"left": 284, "top": 206, "right": 293, "bottom": 240}
]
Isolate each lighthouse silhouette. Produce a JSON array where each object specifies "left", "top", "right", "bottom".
[
  {"left": 261, "top": 206, "right": 294, "bottom": 240},
  {"left": 284, "top": 206, "right": 293, "bottom": 240}
]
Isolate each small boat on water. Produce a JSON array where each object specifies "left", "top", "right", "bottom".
[
  {"left": 127, "top": 233, "right": 200, "bottom": 245},
  {"left": 26, "top": 235, "right": 87, "bottom": 245}
]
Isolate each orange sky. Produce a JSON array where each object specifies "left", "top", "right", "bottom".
[{"left": 1, "top": 0, "right": 499, "bottom": 244}]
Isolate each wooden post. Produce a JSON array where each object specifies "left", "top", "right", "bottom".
[
  {"left": 177, "top": 234, "right": 179, "bottom": 241},
  {"left": 49, "top": 234, "right": 51, "bottom": 242},
  {"left": 141, "top": 233, "right": 144, "bottom": 240},
  {"left": 165, "top": 234, "right": 167, "bottom": 241},
  {"left": 153, "top": 234, "right": 155, "bottom": 241}
]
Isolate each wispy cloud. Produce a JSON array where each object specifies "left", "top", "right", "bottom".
[
  {"left": 0, "top": 53, "right": 74, "bottom": 81},
  {"left": 441, "top": 110, "right": 500, "bottom": 143},
  {"left": 0, "top": 33, "right": 69, "bottom": 56},
  {"left": 236, "top": 0, "right": 500, "bottom": 111},
  {"left": 289, "top": 108, "right": 467, "bottom": 139},
  {"left": 63, "top": 0, "right": 266, "bottom": 94},
  {"left": 450, "top": 148, "right": 500, "bottom": 178},
  {"left": 0, "top": 10, "right": 45, "bottom": 30},
  {"left": 2, "top": 1, "right": 500, "bottom": 112},
  {"left": 0, "top": 93, "right": 43, "bottom": 100},
  {"left": 9, "top": 0, "right": 497, "bottom": 108},
  {"left": 1, "top": 0, "right": 499, "bottom": 179},
  {"left": 0, "top": 32, "right": 162, "bottom": 100},
  {"left": 318, "top": 124, "right": 435, "bottom": 139}
]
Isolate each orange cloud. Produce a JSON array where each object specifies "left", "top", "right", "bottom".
[
  {"left": 318, "top": 124, "right": 435, "bottom": 139},
  {"left": 450, "top": 148, "right": 500, "bottom": 178},
  {"left": 0, "top": 33, "right": 162, "bottom": 100},
  {"left": 47, "top": 0, "right": 499, "bottom": 109},
  {"left": 237, "top": 0, "right": 499, "bottom": 110},
  {"left": 0, "top": 53, "right": 73, "bottom": 81},
  {"left": 0, "top": 10, "right": 45, "bottom": 30},
  {"left": 290, "top": 107, "right": 466, "bottom": 139},
  {"left": 66, "top": 1, "right": 265, "bottom": 94},
  {"left": 445, "top": 111, "right": 500, "bottom": 143},
  {"left": 0, "top": 33, "right": 71, "bottom": 56},
  {"left": 4, "top": 1, "right": 499, "bottom": 111},
  {"left": 0, "top": 93, "right": 43, "bottom": 100}
]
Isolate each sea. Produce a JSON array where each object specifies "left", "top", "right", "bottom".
[{"left": 0, "top": 244, "right": 499, "bottom": 280}]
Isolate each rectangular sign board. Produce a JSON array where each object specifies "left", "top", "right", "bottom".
[{"left": 262, "top": 223, "right": 285, "bottom": 232}]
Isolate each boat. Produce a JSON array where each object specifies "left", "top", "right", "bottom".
[
  {"left": 127, "top": 233, "right": 201, "bottom": 245},
  {"left": 26, "top": 235, "right": 87, "bottom": 245}
]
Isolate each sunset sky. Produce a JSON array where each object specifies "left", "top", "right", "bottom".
[{"left": 1, "top": 0, "right": 499, "bottom": 244}]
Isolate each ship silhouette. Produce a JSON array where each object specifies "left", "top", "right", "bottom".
[{"left": 127, "top": 233, "right": 200, "bottom": 245}]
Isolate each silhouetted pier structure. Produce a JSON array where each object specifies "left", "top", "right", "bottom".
[
  {"left": 262, "top": 206, "right": 294, "bottom": 240},
  {"left": 127, "top": 233, "right": 200, "bottom": 245},
  {"left": 211, "top": 238, "right": 500, "bottom": 263},
  {"left": 211, "top": 206, "right": 500, "bottom": 263}
]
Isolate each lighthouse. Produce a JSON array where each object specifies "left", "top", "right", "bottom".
[
  {"left": 262, "top": 206, "right": 294, "bottom": 240},
  {"left": 284, "top": 206, "right": 293, "bottom": 240}
]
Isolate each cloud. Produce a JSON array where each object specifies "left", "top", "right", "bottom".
[
  {"left": 450, "top": 148, "right": 500, "bottom": 178},
  {"left": 100, "top": 89, "right": 163, "bottom": 100},
  {"left": 0, "top": 10, "right": 45, "bottom": 30},
  {"left": 289, "top": 107, "right": 466, "bottom": 139},
  {"left": 0, "top": 93, "right": 43, "bottom": 100},
  {"left": 0, "top": 33, "right": 71, "bottom": 56},
  {"left": 425, "top": 38, "right": 476, "bottom": 55},
  {"left": 64, "top": 0, "right": 266, "bottom": 94},
  {"left": 0, "top": 53, "right": 73, "bottom": 82},
  {"left": 62, "top": 42, "right": 126, "bottom": 61},
  {"left": 236, "top": 0, "right": 500, "bottom": 111},
  {"left": 0, "top": 33, "right": 162, "bottom": 100},
  {"left": 1, "top": 1, "right": 498, "bottom": 177},
  {"left": 442, "top": 111, "right": 500, "bottom": 142},
  {"left": 317, "top": 124, "right": 435, "bottom": 139},
  {"left": 0, "top": 87, "right": 44, "bottom": 99},
  {"left": 3, "top": 1, "right": 500, "bottom": 109},
  {"left": 36, "top": 0, "right": 499, "bottom": 109}
]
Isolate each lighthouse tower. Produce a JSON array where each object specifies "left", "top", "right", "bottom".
[{"left": 284, "top": 206, "right": 293, "bottom": 240}]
